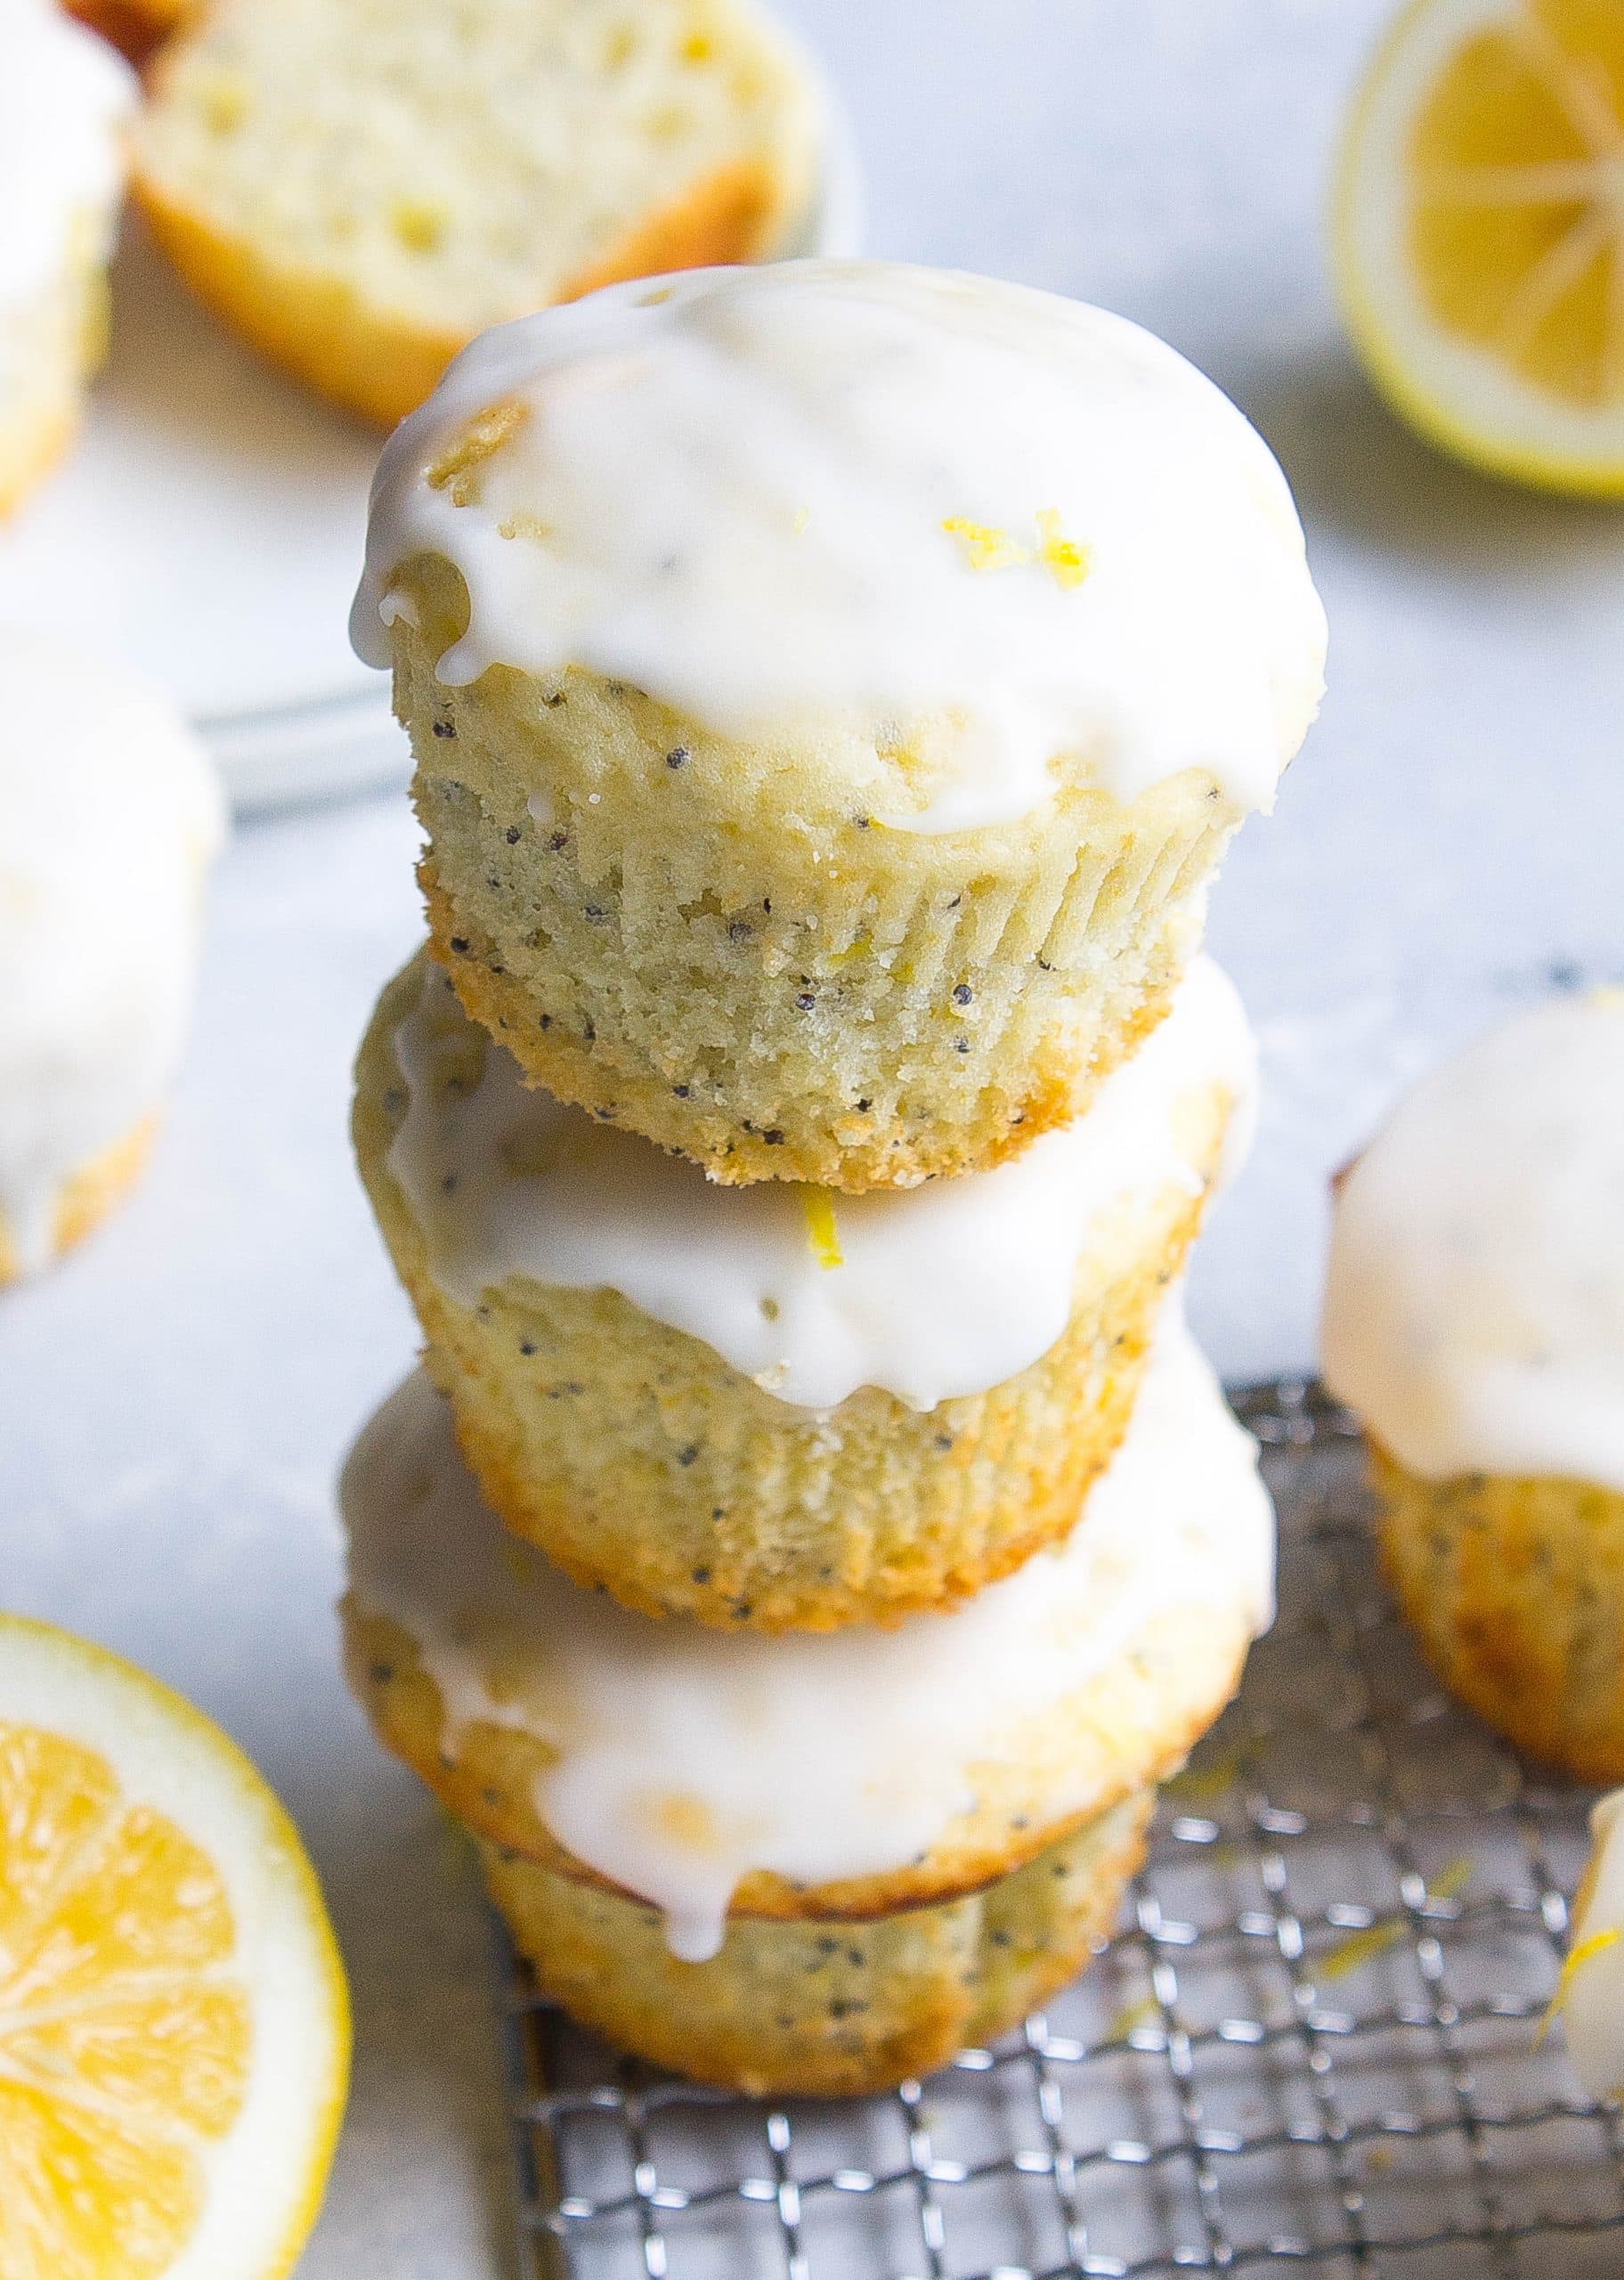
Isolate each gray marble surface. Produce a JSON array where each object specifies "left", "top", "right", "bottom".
[{"left": 4, "top": 1, "right": 1623, "bottom": 2268}]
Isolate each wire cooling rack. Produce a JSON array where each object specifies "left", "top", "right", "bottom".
[{"left": 489, "top": 1380, "right": 1622, "bottom": 2280}]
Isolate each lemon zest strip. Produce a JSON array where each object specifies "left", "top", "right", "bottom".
[
  {"left": 1104, "top": 1994, "right": 1161, "bottom": 2043},
  {"left": 1537, "top": 1925, "right": 1622, "bottom": 2045},
  {"left": 941, "top": 517, "right": 1030, "bottom": 572},
  {"left": 1316, "top": 1859, "right": 1472, "bottom": 1983},
  {"left": 800, "top": 1186, "right": 844, "bottom": 1269},
  {"left": 1035, "top": 508, "right": 1092, "bottom": 589},
  {"left": 1165, "top": 1747, "right": 1244, "bottom": 1803}
]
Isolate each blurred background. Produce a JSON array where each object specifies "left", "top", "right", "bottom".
[{"left": 4, "top": 2, "right": 1622, "bottom": 2268}]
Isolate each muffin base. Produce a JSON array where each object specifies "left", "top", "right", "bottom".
[
  {"left": 0, "top": 1117, "right": 156, "bottom": 1286},
  {"left": 353, "top": 950, "right": 1234, "bottom": 1629},
  {"left": 426, "top": 862, "right": 1199, "bottom": 1193},
  {"left": 1374, "top": 1442, "right": 1624, "bottom": 1782},
  {"left": 478, "top": 1793, "right": 1152, "bottom": 2097},
  {"left": 390, "top": 555, "right": 1234, "bottom": 1191}
]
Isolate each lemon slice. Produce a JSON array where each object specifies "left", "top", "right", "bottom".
[
  {"left": 1335, "top": 0, "right": 1624, "bottom": 493},
  {"left": 0, "top": 1615, "right": 349, "bottom": 2278}
]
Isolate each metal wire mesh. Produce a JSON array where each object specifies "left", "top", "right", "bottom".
[{"left": 490, "top": 1381, "right": 1622, "bottom": 2279}]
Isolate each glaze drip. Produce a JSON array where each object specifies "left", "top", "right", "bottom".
[
  {"left": 353, "top": 261, "right": 1326, "bottom": 833},
  {"left": 1323, "top": 991, "right": 1624, "bottom": 1491},
  {"left": 386, "top": 951, "right": 1255, "bottom": 1411},
  {"left": 343, "top": 1314, "right": 1275, "bottom": 1961}
]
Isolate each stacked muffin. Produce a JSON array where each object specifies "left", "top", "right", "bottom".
[{"left": 342, "top": 259, "right": 1326, "bottom": 2095}]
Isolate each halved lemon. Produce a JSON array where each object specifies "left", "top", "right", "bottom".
[
  {"left": 0, "top": 1614, "right": 349, "bottom": 2278},
  {"left": 1335, "top": 0, "right": 1624, "bottom": 493}
]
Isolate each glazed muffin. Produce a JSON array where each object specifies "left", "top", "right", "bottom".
[
  {"left": 1322, "top": 990, "right": 1624, "bottom": 1779},
  {"left": 132, "top": 0, "right": 826, "bottom": 427},
  {"left": 1558, "top": 1787, "right": 1624, "bottom": 2105},
  {"left": 0, "top": 0, "right": 134, "bottom": 517},
  {"left": 353, "top": 945, "right": 1255, "bottom": 1628},
  {"left": 0, "top": 628, "right": 224, "bottom": 1282},
  {"left": 340, "top": 1318, "right": 1274, "bottom": 2093},
  {"left": 353, "top": 261, "right": 1326, "bottom": 1189}
]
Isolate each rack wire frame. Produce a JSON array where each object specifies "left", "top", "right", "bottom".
[{"left": 490, "top": 1381, "right": 1624, "bottom": 2280}]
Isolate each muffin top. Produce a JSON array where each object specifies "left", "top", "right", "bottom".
[
  {"left": 1, "top": 0, "right": 134, "bottom": 314},
  {"left": 0, "top": 627, "right": 224, "bottom": 1270},
  {"left": 344, "top": 1315, "right": 1273, "bottom": 1961},
  {"left": 353, "top": 259, "right": 1328, "bottom": 833},
  {"left": 1321, "top": 991, "right": 1624, "bottom": 1489},
  {"left": 379, "top": 949, "right": 1255, "bottom": 1411}
]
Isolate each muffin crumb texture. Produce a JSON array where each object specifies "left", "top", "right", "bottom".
[{"left": 132, "top": 0, "right": 825, "bottom": 422}]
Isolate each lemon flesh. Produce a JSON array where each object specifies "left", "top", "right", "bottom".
[
  {"left": 0, "top": 1617, "right": 349, "bottom": 2280},
  {"left": 1336, "top": 0, "right": 1624, "bottom": 493}
]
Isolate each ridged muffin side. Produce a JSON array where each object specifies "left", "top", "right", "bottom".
[
  {"left": 391, "top": 555, "right": 1229, "bottom": 1190},
  {"left": 353, "top": 953, "right": 1237, "bottom": 1629},
  {"left": 477, "top": 1796, "right": 1152, "bottom": 2097},
  {"left": 1372, "top": 1443, "right": 1624, "bottom": 1782}
]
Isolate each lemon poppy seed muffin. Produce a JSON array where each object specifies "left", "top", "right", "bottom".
[
  {"left": 1323, "top": 990, "right": 1624, "bottom": 1780},
  {"left": 132, "top": 0, "right": 826, "bottom": 428},
  {"left": 0, "top": 0, "right": 134, "bottom": 518},
  {"left": 0, "top": 629, "right": 224, "bottom": 1282},
  {"left": 353, "top": 261, "right": 1326, "bottom": 1189},
  {"left": 353, "top": 945, "right": 1255, "bottom": 1628},
  {"left": 340, "top": 1321, "right": 1274, "bottom": 2093}
]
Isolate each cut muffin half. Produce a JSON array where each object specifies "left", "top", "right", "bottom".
[{"left": 132, "top": 0, "right": 826, "bottom": 424}]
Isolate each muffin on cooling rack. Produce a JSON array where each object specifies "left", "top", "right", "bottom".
[
  {"left": 340, "top": 1316, "right": 1274, "bottom": 2095},
  {"left": 1322, "top": 989, "right": 1624, "bottom": 1780},
  {"left": 0, "top": 0, "right": 134, "bottom": 517},
  {"left": 352, "top": 944, "right": 1255, "bottom": 1629},
  {"left": 0, "top": 629, "right": 223, "bottom": 1282},
  {"left": 131, "top": 0, "right": 826, "bottom": 427},
  {"left": 352, "top": 260, "right": 1325, "bottom": 1190}
]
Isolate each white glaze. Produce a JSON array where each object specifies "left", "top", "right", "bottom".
[
  {"left": 386, "top": 951, "right": 1255, "bottom": 1412},
  {"left": 1322, "top": 992, "right": 1624, "bottom": 1491},
  {"left": 1562, "top": 1788, "right": 1624, "bottom": 2104},
  {"left": 0, "top": 0, "right": 134, "bottom": 315},
  {"left": 352, "top": 261, "right": 1326, "bottom": 834},
  {"left": 0, "top": 627, "right": 224, "bottom": 1272},
  {"left": 343, "top": 1315, "right": 1274, "bottom": 1961}
]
